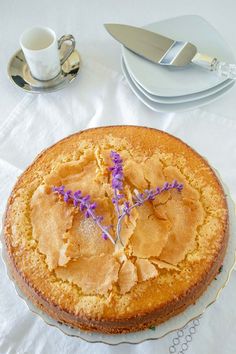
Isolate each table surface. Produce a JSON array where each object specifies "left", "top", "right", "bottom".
[
  {"left": 0, "top": 1, "right": 236, "bottom": 353},
  {"left": 0, "top": 0, "right": 236, "bottom": 122}
]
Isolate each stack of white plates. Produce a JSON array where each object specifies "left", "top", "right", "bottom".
[{"left": 121, "top": 15, "right": 235, "bottom": 112}]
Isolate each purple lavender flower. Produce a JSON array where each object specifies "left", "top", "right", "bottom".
[
  {"left": 132, "top": 180, "right": 184, "bottom": 208},
  {"left": 101, "top": 225, "right": 112, "bottom": 240},
  {"left": 102, "top": 233, "right": 108, "bottom": 240},
  {"left": 114, "top": 178, "right": 184, "bottom": 244},
  {"left": 52, "top": 185, "right": 65, "bottom": 194},
  {"left": 63, "top": 190, "right": 72, "bottom": 202},
  {"left": 52, "top": 186, "right": 115, "bottom": 244},
  {"left": 109, "top": 151, "right": 124, "bottom": 190},
  {"left": 109, "top": 151, "right": 124, "bottom": 218},
  {"left": 123, "top": 201, "right": 131, "bottom": 216}
]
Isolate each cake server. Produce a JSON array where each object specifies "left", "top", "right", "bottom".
[{"left": 104, "top": 23, "right": 236, "bottom": 79}]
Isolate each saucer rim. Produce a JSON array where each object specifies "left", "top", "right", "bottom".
[{"left": 7, "top": 47, "right": 80, "bottom": 94}]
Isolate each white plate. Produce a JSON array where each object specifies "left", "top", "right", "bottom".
[
  {"left": 122, "top": 15, "right": 235, "bottom": 97},
  {"left": 1, "top": 169, "right": 236, "bottom": 345},
  {"left": 130, "top": 72, "right": 233, "bottom": 104},
  {"left": 122, "top": 58, "right": 234, "bottom": 112}
]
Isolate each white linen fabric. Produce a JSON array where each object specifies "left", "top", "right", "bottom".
[{"left": 0, "top": 58, "right": 236, "bottom": 354}]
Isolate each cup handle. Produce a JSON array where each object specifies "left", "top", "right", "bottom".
[{"left": 58, "top": 34, "right": 76, "bottom": 65}]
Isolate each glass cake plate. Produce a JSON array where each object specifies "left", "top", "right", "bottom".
[{"left": 1, "top": 170, "right": 236, "bottom": 345}]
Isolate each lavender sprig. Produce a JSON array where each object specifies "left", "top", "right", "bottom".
[
  {"left": 109, "top": 151, "right": 125, "bottom": 244},
  {"left": 115, "top": 180, "right": 184, "bottom": 245},
  {"left": 52, "top": 186, "right": 115, "bottom": 244},
  {"left": 109, "top": 151, "right": 124, "bottom": 217}
]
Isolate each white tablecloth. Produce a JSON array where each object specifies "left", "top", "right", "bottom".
[{"left": 0, "top": 1, "right": 236, "bottom": 353}]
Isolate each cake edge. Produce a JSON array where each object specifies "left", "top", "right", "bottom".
[{"left": 3, "top": 223, "right": 228, "bottom": 334}]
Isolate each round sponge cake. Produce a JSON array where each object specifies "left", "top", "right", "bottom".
[{"left": 3, "top": 126, "right": 228, "bottom": 333}]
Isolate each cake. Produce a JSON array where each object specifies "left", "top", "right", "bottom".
[{"left": 3, "top": 126, "right": 228, "bottom": 334}]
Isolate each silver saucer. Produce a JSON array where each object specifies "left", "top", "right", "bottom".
[{"left": 7, "top": 45, "right": 80, "bottom": 93}]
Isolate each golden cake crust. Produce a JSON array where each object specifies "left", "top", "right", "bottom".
[{"left": 3, "top": 126, "right": 228, "bottom": 333}]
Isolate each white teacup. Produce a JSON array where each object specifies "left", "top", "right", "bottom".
[{"left": 20, "top": 27, "right": 75, "bottom": 81}]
